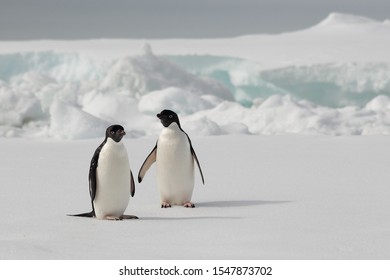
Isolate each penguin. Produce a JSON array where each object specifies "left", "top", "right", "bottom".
[
  {"left": 70, "top": 125, "right": 137, "bottom": 220},
  {"left": 138, "top": 109, "right": 204, "bottom": 208}
]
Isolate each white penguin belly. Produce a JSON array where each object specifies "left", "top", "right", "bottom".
[
  {"left": 156, "top": 125, "right": 194, "bottom": 205},
  {"left": 94, "top": 139, "right": 130, "bottom": 219}
]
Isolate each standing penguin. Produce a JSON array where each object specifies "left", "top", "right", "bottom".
[
  {"left": 138, "top": 109, "right": 205, "bottom": 208},
  {"left": 70, "top": 125, "right": 137, "bottom": 220}
]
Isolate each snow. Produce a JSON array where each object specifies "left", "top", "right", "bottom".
[
  {"left": 1, "top": 13, "right": 390, "bottom": 260},
  {"left": 1, "top": 135, "right": 390, "bottom": 259}
]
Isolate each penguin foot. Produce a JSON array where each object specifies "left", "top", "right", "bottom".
[
  {"left": 184, "top": 202, "right": 195, "bottom": 208},
  {"left": 161, "top": 202, "right": 172, "bottom": 208},
  {"left": 104, "top": 216, "right": 122, "bottom": 221},
  {"left": 120, "top": 214, "right": 139, "bottom": 220}
]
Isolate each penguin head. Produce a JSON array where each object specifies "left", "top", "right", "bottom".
[
  {"left": 157, "top": 109, "right": 181, "bottom": 128},
  {"left": 105, "top": 125, "right": 126, "bottom": 142}
]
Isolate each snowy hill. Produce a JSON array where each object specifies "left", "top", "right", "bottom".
[
  {"left": 313, "top": 12, "right": 383, "bottom": 29},
  {"left": 1, "top": 13, "right": 390, "bottom": 138}
]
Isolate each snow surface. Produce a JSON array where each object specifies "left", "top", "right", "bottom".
[
  {"left": 2, "top": 13, "right": 390, "bottom": 139},
  {"left": 1, "top": 135, "right": 390, "bottom": 260}
]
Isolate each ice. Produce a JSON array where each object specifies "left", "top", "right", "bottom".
[
  {"left": 49, "top": 100, "right": 110, "bottom": 140},
  {"left": 183, "top": 116, "right": 227, "bottom": 136},
  {"left": 138, "top": 87, "right": 216, "bottom": 115},
  {"left": 1, "top": 13, "right": 390, "bottom": 139},
  {"left": 258, "top": 63, "right": 390, "bottom": 107},
  {"left": 100, "top": 45, "right": 233, "bottom": 101},
  {"left": 83, "top": 93, "right": 136, "bottom": 123},
  {"left": 365, "top": 95, "right": 390, "bottom": 111},
  {"left": 0, "top": 51, "right": 103, "bottom": 82},
  {"left": 0, "top": 82, "right": 45, "bottom": 127}
]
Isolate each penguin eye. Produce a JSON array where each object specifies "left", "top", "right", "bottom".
[
  {"left": 110, "top": 131, "right": 115, "bottom": 135},
  {"left": 169, "top": 115, "right": 173, "bottom": 119}
]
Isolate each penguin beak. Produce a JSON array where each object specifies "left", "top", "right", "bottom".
[
  {"left": 121, "top": 130, "right": 126, "bottom": 136},
  {"left": 157, "top": 113, "right": 161, "bottom": 119}
]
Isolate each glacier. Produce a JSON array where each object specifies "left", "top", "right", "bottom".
[{"left": 1, "top": 13, "right": 390, "bottom": 139}]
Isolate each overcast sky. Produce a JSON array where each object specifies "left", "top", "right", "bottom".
[{"left": 0, "top": 0, "right": 389, "bottom": 40}]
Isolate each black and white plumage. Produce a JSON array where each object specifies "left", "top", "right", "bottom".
[
  {"left": 138, "top": 110, "right": 204, "bottom": 208},
  {"left": 70, "top": 125, "right": 137, "bottom": 220}
]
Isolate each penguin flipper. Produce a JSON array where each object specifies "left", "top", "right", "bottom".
[
  {"left": 130, "top": 170, "right": 135, "bottom": 197},
  {"left": 89, "top": 143, "right": 104, "bottom": 201},
  {"left": 190, "top": 145, "right": 205, "bottom": 185},
  {"left": 88, "top": 141, "right": 105, "bottom": 213},
  {"left": 138, "top": 144, "right": 157, "bottom": 183}
]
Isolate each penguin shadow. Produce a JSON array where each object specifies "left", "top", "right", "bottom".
[
  {"left": 196, "top": 200, "right": 292, "bottom": 208},
  {"left": 139, "top": 200, "right": 291, "bottom": 221}
]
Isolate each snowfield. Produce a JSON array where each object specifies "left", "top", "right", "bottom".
[{"left": 1, "top": 135, "right": 389, "bottom": 259}]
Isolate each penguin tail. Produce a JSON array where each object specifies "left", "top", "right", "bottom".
[{"left": 67, "top": 211, "right": 95, "bottom": 218}]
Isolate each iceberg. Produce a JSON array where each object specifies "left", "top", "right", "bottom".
[{"left": 1, "top": 13, "right": 390, "bottom": 139}]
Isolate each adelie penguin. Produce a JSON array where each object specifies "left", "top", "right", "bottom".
[
  {"left": 138, "top": 109, "right": 205, "bottom": 208},
  {"left": 70, "top": 125, "right": 137, "bottom": 220}
]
